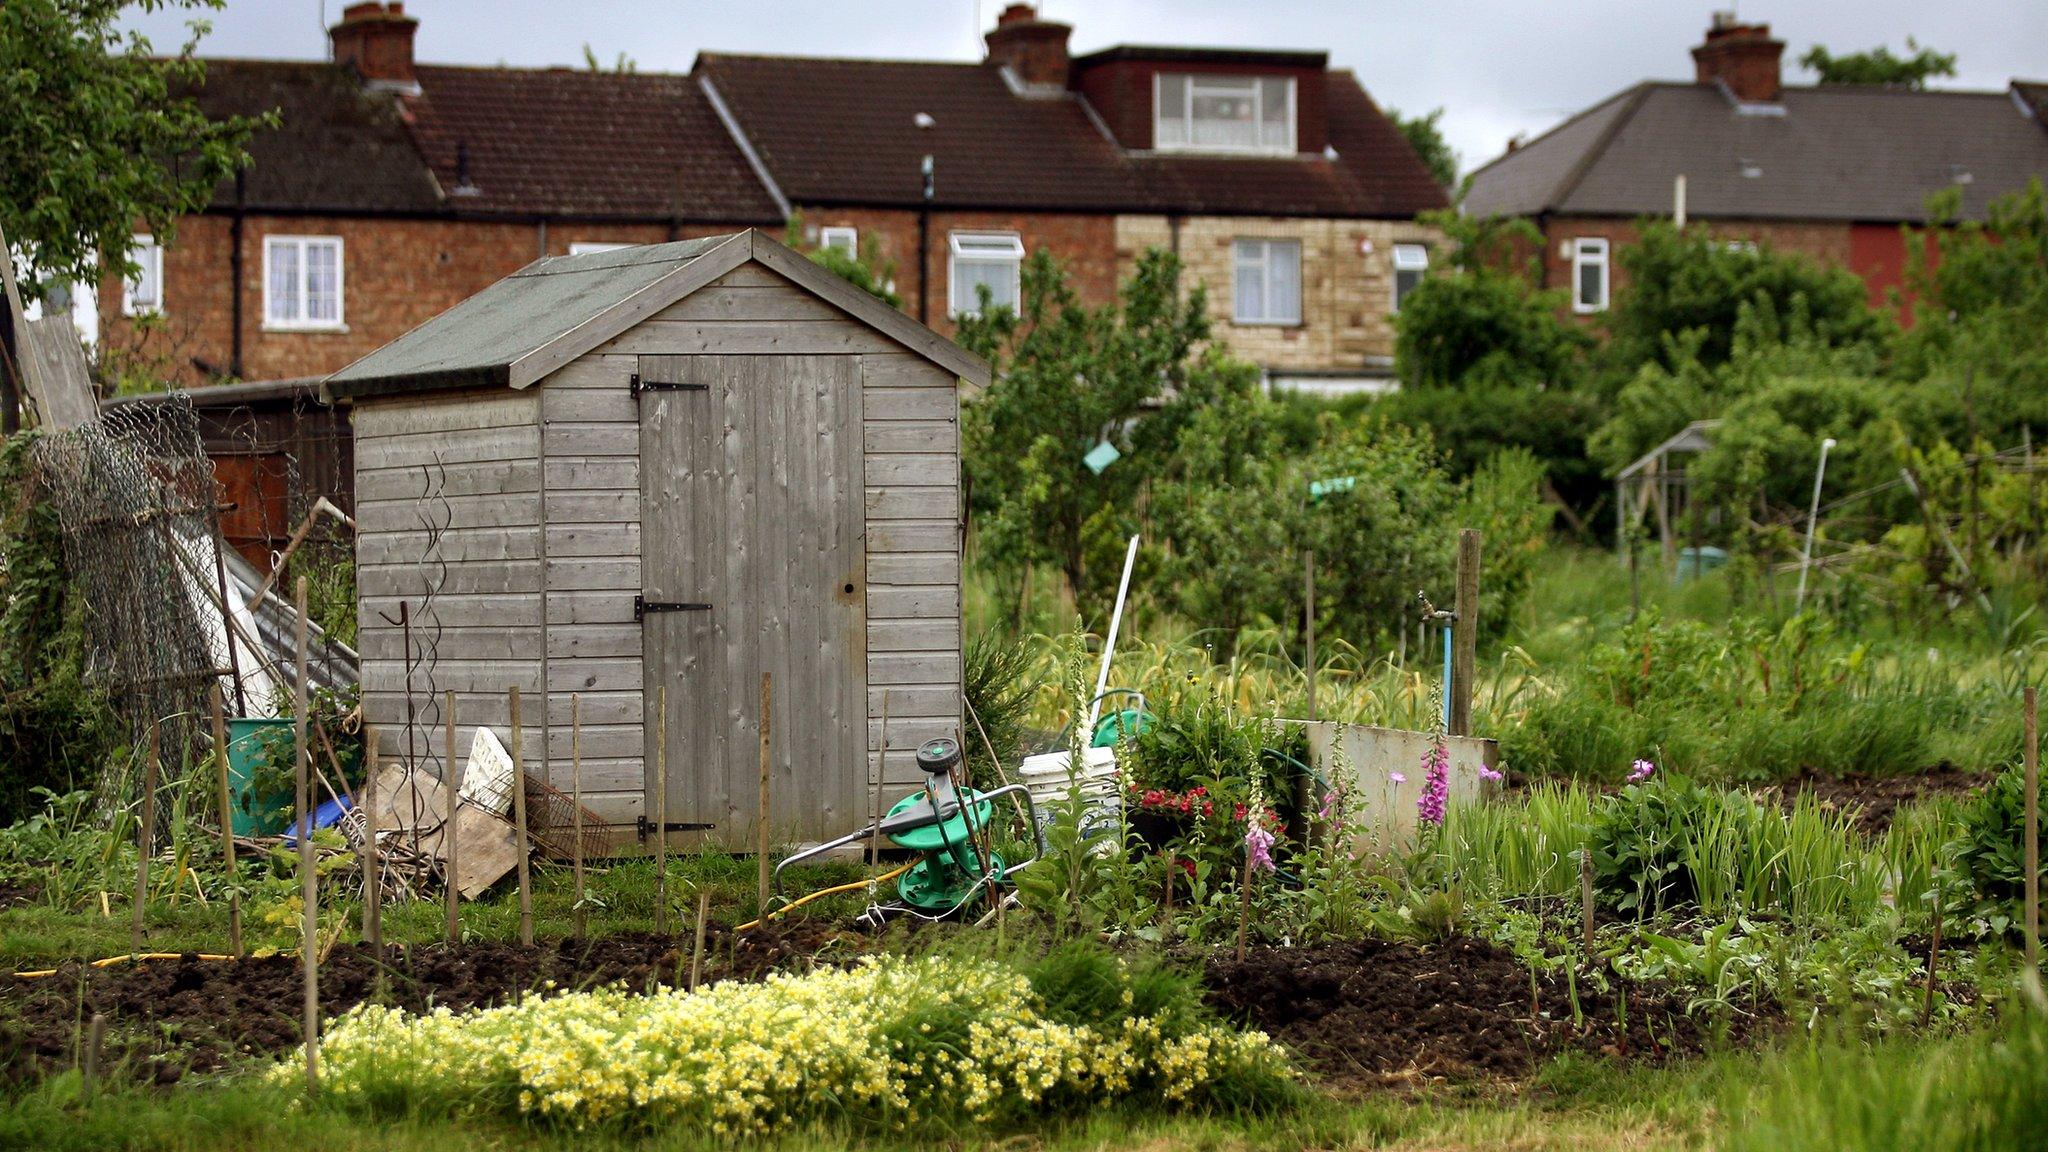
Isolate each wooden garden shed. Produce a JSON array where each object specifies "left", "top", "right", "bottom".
[{"left": 322, "top": 230, "right": 988, "bottom": 850}]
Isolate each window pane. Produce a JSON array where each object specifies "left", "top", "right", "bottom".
[
  {"left": 1267, "top": 241, "right": 1300, "bottom": 322},
  {"left": 1156, "top": 74, "right": 1188, "bottom": 147},
  {"left": 268, "top": 242, "right": 299, "bottom": 322},
  {"left": 820, "top": 228, "right": 857, "bottom": 254},
  {"left": 1394, "top": 269, "right": 1422, "bottom": 311},
  {"left": 1191, "top": 77, "right": 1257, "bottom": 149},
  {"left": 954, "top": 258, "right": 1018, "bottom": 316},
  {"left": 1393, "top": 243, "right": 1429, "bottom": 272},
  {"left": 306, "top": 242, "right": 339, "bottom": 322},
  {"left": 127, "top": 238, "right": 161, "bottom": 311},
  {"left": 1578, "top": 258, "right": 1603, "bottom": 309},
  {"left": 1232, "top": 241, "right": 1264, "bottom": 322},
  {"left": 1259, "top": 78, "right": 1292, "bottom": 149}
]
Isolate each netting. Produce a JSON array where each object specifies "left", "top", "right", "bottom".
[{"left": 26, "top": 396, "right": 229, "bottom": 800}]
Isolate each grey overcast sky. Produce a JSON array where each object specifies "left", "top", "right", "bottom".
[{"left": 122, "top": 1, "right": 2048, "bottom": 176}]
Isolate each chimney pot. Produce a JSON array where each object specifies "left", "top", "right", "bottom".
[
  {"left": 1691, "top": 17, "right": 1783, "bottom": 103},
  {"left": 330, "top": 1, "right": 419, "bottom": 91},
  {"left": 985, "top": 4, "right": 1073, "bottom": 90}
]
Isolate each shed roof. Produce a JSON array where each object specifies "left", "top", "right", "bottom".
[{"left": 322, "top": 230, "right": 988, "bottom": 401}]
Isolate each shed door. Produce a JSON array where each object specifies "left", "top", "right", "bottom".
[{"left": 638, "top": 354, "right": 867, "bottom": 849}]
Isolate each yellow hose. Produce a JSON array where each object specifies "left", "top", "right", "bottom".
[
  {"left": 12, "top": 951, "right": 239, "bottom": 980},
  {"left": 735, "top": 864, "right": 911, "bottom": 933}
]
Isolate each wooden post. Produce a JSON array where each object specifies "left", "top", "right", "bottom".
[
  {"left": 655, "top": 684, "right": 668, "bottom": 935},
  {"left": 758, "top": 673, "right": 773, "bottom": 917},
  {"left": 571, "top": 694, "right": 586, "bottom": 942},
  {"left": 444, "top": 689, "right": 460, "bottom": 944},
  {"left": 294, "top": 577, "right": 319, "bottom": 1094},
  {"left": 131, "top": 724, "right": 159, "bottom": 954},
  {"left": 208, "top": 685, "right": 242, "bottom": 958},
  {"left": 361, "top": 722, "right": 381, "bottom": 962},
  {"left": 689, "top": 889, "right": 709, "bottom": 992},
  {"left": 510, "top": 686, "right": 533, "bottom": 947},
  {"left": 82, "top": 1013, "right": 106, "bottom": 1104},
  {"left": 1579, "top": 848, "right": 1596, "bottom": 954},
  {"left": 1450, "top": 529, "right": 1482, "bottom": 737},
  {"left": 870, "top": 690, "right": 890, "bottom": 866},
  {"left": 1924, "top": 895, "right": 1944, "bottom": 1026},
  {"left": 2027, "top": 686, "right": 2040, "bottom": 972}
]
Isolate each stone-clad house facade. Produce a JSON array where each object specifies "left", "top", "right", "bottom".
[{"left": 98, "top": 2, "right": 1447, "bottom": 395}]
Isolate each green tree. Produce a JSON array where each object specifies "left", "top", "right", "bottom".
[
  {"left": 955, "top": 249, "right": 1216, "bottom": 617},
  {"left": 1799, "top": 40, "right": 1956, "bottom": 88},
  {"left": 1600, "top": 220, "right": 1892, "bottom": 384},
  {"left": 784, "top": 214, "right": 902, "bottom": 308},
  {"left": 0, "top": 0, "right": 266, "bottom": 298},
  {"left": 1387, "top": 106, "right": 1458, "bottom": 189},
  {"left": 1394, "top": 212, "right": 1588, "bottom": 389}
]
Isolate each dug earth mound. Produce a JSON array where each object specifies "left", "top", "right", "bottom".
[{"left": 1204, "top": 935, "right": 1776, "bottom": 1089}]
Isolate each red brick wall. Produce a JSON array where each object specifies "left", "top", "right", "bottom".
[
  {"left": 98, "top": 214, "right": 734, "bottom": 386},
  {"left": 791, "top": 206, "right": 1119, "bottom": 338},
  {"left": 1538, "top": 215, "right": 1858, "bottom": 320},
  {"left": 1070, "top": 58, "right": 1327, "bottom": 152}
]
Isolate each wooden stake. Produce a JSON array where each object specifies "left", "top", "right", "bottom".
[
  {"left": 361, "top": 721, "right": 381, "bottom": 963},
  {"left": 82, "top": 1013, "right": 106, "bottom": 1104},
  {"left": 655, "top": 684, "right": 668, "bottom": 935},
  {"left": 131, "top": 724, "right": 159, "bottom": 954},
  {"left": 1234, "top": 851, "right": 1252, "bottom": 963},
  {"left": 1580, "top": 848, "right": 1596, "bottom": 954},
  {"left": 689, "top": 889, "right": 709, "bottom": 992},
  {"left": 758, "top": 673, "right": 773, "bottom": 917},
  {"left": 208, "top": 685, "right": 242, "bottom": 959},
  {"left": 870, "top": 690, "right": 890, "bottom": 866},
  {"left": 510, "top": 686, "right": 533, "bottom": 947},
  {"left": 294, "top": 576, "right": 319, "bottom": 1094},
  {"left": 444, "top": 689, "right": 461, "bottom": 944},
  {"left": 1924, "top": 893, "right": 1944, "bottom": 1027},
  {"left": 2027, "top": 685, "right": 2040, "bottom": 972},
  {"left": 1303, "top": 550, "right": 1317, "bottom": 721},
  {"left": 571, "top": 693, "right": 586, "bottom": 943},
  {"left": 1162, "top": 851, "right": 1176, "bottom": 939},
  {"left": 1450, "top": 529, "right": 1482, "bottom": 737}
]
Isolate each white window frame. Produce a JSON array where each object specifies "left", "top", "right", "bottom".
[
  {"left": 568, "top": 241, "right": 634, "bottom": 256},
  {"left": 818, "top": 226, "right": 858, "bottom": 254},
  {"left": 947, "top": 231, "right": 1024, "bottom": 318},
  {"left": 1153, "top": 72, "right": 1297, "bottom": 155},
  {"left": 1390, "top": 242, "right": 1429, "bottom": 313},
  {"left": 1571, "top": 237, "right": 1609, "bottom": 314},
  {"left": 122, "top": 234, "right": 164, "bottom": 317},
  {"left": 262, "top": 235, "right": 346, "bottom": 331},
  {"left": 1232, "top": 238, "right": 1302, "bottom": 326}
]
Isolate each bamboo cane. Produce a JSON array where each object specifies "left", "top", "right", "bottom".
[
  {"left": 656, "top": 684, "right": 668, "bottom": 935},
  {"left": 294, "top": 577, "right": 319, "bottom": 1093},
  {"left": 361, "top": 721, "right": 381, "bottom": 963},
  {"left": 510, "top": 686, "right": 533, "bottom": 947},
  {"left": 208, "top": 685, "right": 242, "bottom": 958},
  {"left": 444, "top": 689, "right": 461, "bottom": 944},
  {"left": 758, "top": 673, "right": 773, "bottom": 917},
  {"left": 131, "top": 724, "right": 159, "bottom": 954},
  {"left": 572, "top": 693, "right": 586, "bottom": 942}
]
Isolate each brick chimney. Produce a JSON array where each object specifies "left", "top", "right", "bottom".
[
  {"left": 985, "top": 4, "right": 1073, "bottom": 90},
  {"left": 1692, "top": 12, "right": 1784, "bottom": 103},
  {"left": 330, "top": 2, "right": 419, "bottom": 92}
]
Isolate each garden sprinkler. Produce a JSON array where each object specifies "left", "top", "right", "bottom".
[{"left": 768, "top": 737, "right": 1043, "bottom": 928}]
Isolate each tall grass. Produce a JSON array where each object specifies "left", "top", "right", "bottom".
[
  {"left": 1437, "top": 781, "right": 1594, "bottom": 902},
  {"left": 1723, "top": 1006, "right": 2048, "bottom": 1152}
]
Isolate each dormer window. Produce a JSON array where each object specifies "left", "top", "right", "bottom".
[{"left": 1155, "top": 73, "right": 1296, "bottom": 153}]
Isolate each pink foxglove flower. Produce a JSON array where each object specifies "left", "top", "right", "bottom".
[
  {"left": 1417, "top": 735, "right": 1451, "bottom": 826},
  {"left": 1478, "top": 764, "right": 1505, "bottom": 783},
  {"left": 1628, "top": 758, "right": 1657, "bottom": 784},
  {"left": 1244, "top": 824, "right": 1276, "bottom": 874}
]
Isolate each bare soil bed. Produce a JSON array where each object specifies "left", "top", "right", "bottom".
[
  {"left": 1204, "top": 935, "right": 1774, "bottom": 1090},
  {"left": 0, "top": 920, "right": 851, "bottom": 1087},
  {"left": 1779, "top": 762, "right": 1989, "bottom": 832}
]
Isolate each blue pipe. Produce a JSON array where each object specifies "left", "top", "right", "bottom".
[{"left": 1439, "top": 622, "right": 1454, "bottom": 730}]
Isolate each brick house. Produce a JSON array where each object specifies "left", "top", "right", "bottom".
[
  {"left": 1462, "top": 15, "right": 2048, "bottom": 320},
  {"left": 98, "top": 1, "right": 1446, "bottom": 394}
]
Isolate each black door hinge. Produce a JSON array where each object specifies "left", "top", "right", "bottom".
[
  {"left": 637, "top": 816, "right": 717, "bottom": 842},
  {"left": 630, "top": 373, "right": 708, "bottom": 395},
  {"left": 635, "top": 594, "right": 712, "bottom": 621}
]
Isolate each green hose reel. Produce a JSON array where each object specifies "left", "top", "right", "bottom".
[{"left": 881, "top": 737, "right": 1006, "bottom": 914}]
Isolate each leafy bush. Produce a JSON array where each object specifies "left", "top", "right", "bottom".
[
  {"left": 1945, "top": 761, "right": 2048, "bottom": 937},
  {"left": 962, "top": 629, "right": 1038, "bottom": 782},
  {"left": 1394, "top": 211, "right": 1589, "bottom": 390}
]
